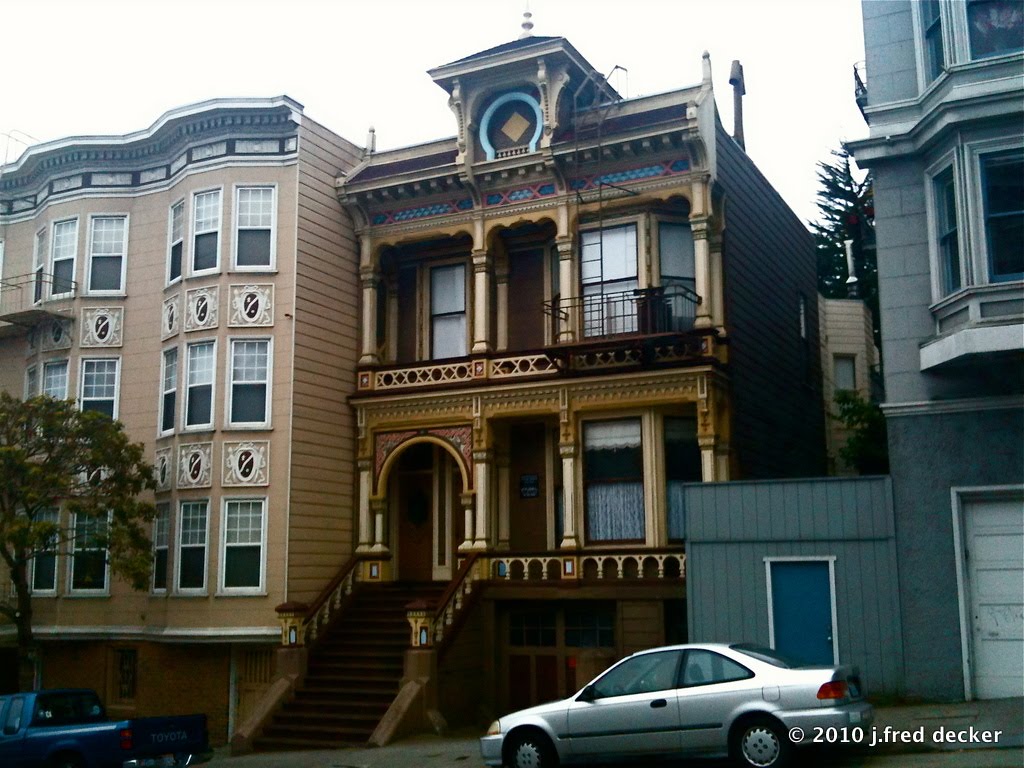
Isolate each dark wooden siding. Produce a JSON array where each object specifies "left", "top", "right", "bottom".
[
  {"left": 288, "top": 118, "right": 362, "bottom": 602},
  {"left": 684, "top": 476, "right": 903, "bottom": 695},
  {"left": 716, "top": 125, "right": 826, "bottom": 478}
]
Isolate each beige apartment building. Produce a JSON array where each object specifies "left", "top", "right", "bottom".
[{"left": 0, "top": 97, "right": 361, "bottom": 742}]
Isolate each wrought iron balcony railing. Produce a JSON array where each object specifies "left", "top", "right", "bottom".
[{"left": 545, "top": 283, "right": 701, "bottom": 342}]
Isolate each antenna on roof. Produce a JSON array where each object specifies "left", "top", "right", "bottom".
[{"left": 519, "top": 3, "right": 534, "bottom": 39}]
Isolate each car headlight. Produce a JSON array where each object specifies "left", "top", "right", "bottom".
[{"left": 486, "top": 719, "right": 501, "bottom": 736}]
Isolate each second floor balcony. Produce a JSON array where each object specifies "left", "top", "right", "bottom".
[{"left": 0, "top": 272, "right": 77, "bottom": 326}]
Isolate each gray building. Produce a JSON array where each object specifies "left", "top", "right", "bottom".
[{"left": 848, "top": 1, "right": 1023, "bottom": 701}]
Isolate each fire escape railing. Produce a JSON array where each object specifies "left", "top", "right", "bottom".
[{"left": 545, "top": 284, "right": 701, "bottom": 342}]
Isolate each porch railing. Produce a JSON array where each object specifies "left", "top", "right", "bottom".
[
  {"left": 545, "top": 284, "right": 700, "bottom": 342},
  {"left": 0, "top": 272, "right": 77, "bottom": 321}
]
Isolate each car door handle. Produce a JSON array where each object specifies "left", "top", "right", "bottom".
[{"left": 650, "top": 699, "right": 668, "bottom": 709}]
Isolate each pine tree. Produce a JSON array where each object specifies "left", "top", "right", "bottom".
[{"left": 811, "top": 148, "right": 880, "bottom": 351}]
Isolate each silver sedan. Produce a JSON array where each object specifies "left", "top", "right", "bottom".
[{"left": 481, "top": 642, "right": 873, "bottom": 768}]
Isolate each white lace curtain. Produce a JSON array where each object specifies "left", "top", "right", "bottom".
[{"left": 586, "top": 481, "right": 644, "bottom": 541}]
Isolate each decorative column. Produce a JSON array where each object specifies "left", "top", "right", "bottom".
[
  {"left": 357, "top": 460, "right": 373, "bottom": 552},
  {"left": 472, "top": 248, "right": 493, "bottom": 354},
  {"left": 556, "top": 237, "right": 575, "bottom": 343},
  {"left": 691, "top": 217, "right": 712, "bottom": 329},
  {"left": 496, "top": 453, "right": 511, "bottom": 550},
  {"left": 370, "top": 498, "right": 388, "bottom": 552},
  {"left": 559, "top": 443, "right": 579, "bottom": 548},
  {"left": 458, "top": 492, "right": 476, "bottom": 551},
  {"left": 359, "top": 234, "right": 380, "bottom": 364},
  {"left": 472, "top": 450, "right": 493, "bottom": 549},
  {"left": 495, "top": 264, "right": 509, "bottom": 352}
]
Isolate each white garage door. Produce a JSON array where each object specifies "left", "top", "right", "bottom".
[{"left": 965, "top": 495, "right": 1024, "bottom": 699}]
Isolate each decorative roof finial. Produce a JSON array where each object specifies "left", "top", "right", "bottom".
[{"left": 519, "top": 5, "right": 534, "bottom": 39}]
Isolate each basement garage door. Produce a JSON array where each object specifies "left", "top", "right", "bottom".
[{"left": 964, "top": 494, "right": 1024, "bottom": 699}]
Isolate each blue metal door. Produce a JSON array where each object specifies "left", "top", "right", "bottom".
[{"left": 770, "top": 561, "right": 834, "bottom": 666}]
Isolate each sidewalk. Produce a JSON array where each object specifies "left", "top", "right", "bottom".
[{"left": 209, "top": 697, "right": 1023, "bottom": 767}]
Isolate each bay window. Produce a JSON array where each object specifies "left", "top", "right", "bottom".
[
  {"left": 235, "top": 187, "right": 275, "bottom": 268},
  {"left": 160, "top": 348, "right": 177, "bottom": 434},
  {"left": 229, "top": 339, "right": 270, "bottom": 426},
  {"left": 88, "top": 216, "right": 127, "bottom": 293},
  {"left": 981, "top": 151, "right": 1024, "bottom": 282},
  {"left": 51, "top": 219, "right": 78, "bottom": 297},
  {"left": 177, "top": 500, "right": 208, "bottom": 592},
  {"left": 168, "top": 201, "right": 184, "bottom": 283},
  {"left": 42, "top": 360, "right": 69, "bottom": 400},
  {"left": 70, "top": 513, "right": 108, "bottom": 593},
  {"left": 934, "top": 167, "right": 961, "bottom": 295},
  {"left": 185, "top": 341, "right": 215, "bottom": 428},
  {"left": 153, "top": 503, "right": 170, "bottom": 592},
  {"left": 31, "top": 507, "right": 59, "bottom": 593},
  {"left": 967, "top": 0, "right": 1024, "bottom": 59},
  {"left": 80, "top": 359, "right": 119, "bottom": 418},
  {"left": 192, "top": 190, "right": 221, "bottom": 273}
]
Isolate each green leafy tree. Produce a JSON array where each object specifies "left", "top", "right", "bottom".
[
  {"left": 834, "top": 390, "right": 889, "bottom": 475},
  {"left": 812, "top": 147, "right": 880, "bottom": 351},
  {"left": 0, "top": 392, "right": 156, "bottom": 691}
]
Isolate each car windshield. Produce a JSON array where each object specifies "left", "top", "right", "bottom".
[{"left": 730, "top": 644, "right": 802, "bottom": 669}]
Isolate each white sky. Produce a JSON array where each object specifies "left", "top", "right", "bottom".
[{"left": 1, "top": 0, "right": 867, "bottom": 226}]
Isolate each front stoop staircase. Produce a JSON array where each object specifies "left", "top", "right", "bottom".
[{"left": 254, "top": 582, "right": 446, "bottom": 751}]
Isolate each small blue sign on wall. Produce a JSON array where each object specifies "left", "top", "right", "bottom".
[{"left": 520, "top": 474, "right": 540, "bottom": 499}]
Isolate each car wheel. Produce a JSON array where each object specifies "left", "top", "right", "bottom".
[
  {"left": 505, "top": 728, "right": 558, "bottom": 768},
  {"left": 731, "top": 716, "right": 790, "bottom": 768},
  {"left": 49, "top": 755, "right": 84, "bottom": 768}
]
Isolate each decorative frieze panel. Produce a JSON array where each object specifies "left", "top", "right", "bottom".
[
  {"left": 483, "top": 182, "right": 557, "bottom": 208},
  {"left": 185, "top": 287, "right": 219, "bottom": 332},
  {"left": 229, "top": 284, "right": 274, "bottom": 327},
  {"left": 223, "top": 441, "right": 270, "bottom": 486},
  {"left": 154, "top": 448, "right": 174, "bottom": 492},
  {"left": 162, "top": 295, "right": 180, "bottom": 339},
  {"left": 370, "top": 198, "right": 474, "bottom": 226},
  {"left": 192, "top": 142, "right": 227, "bottom": 161},
  {"left": 177, "top": 442, "right": 213, "bottom": 489},
  {"left": 80, "top": 307, "right": 123, "bottom": 347},
  {"left": 570, "top": 157, "right": 691, "bottom": 192},
  {"left": 40, "top": 318, "right": 72, "bottom": 351}
]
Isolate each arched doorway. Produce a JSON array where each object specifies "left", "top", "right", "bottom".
[{"left": 389, "top": 442, "right": 465, "bottom": 582}]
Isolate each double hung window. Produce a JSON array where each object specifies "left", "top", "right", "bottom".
[
  {"left": 934, "top": 168, "right": 961, "bottom": 295},
  {"left": 185, "top": 342, "right": 215, "bottom": 428},
  {"left": 50, "top": 219, "right": 78, "bottom": 297},
  {"left": 967, "top": 0, "right": 1024, "bottom": 59},
  {"left": 228, "top": 339, "right": 270, "bottom": 426},
  {"left": 192, "top": 190, "right": 221, "bottom": 273},
  {"left": 31, "top": 507, "right": 60, "bottom": 593},
  {"left": 222, "top": 499, "right": 265, "bottom": 591},
  {"left": 177, "top": 501, "right": 208, "bottom": 592},
  {"left": 583, "top": 419, "right": 645, "bottom": 542},
  {"left": 430, "top": 264, "right": 467, "bottom": 359},
  {"left": 153, "top": 503, "right": 170, "bottom": 592},
  {"left": 658, "top": 222, "right": 696, "bottom": 331},
  {"left": 922, "top": 0, "right": 945, "bottom": 83},
  {"left": 665, "top": 417, "right": 701, "bottom": 540},
  {"left": 33, "top": 228, "right": 47, "bottom": 304},
  {"left": 981, "top": 152, "right": 1024, "bottom": 282},
  {"left": 88, "top": 216, "right": 127, "bottom": 293},
  {"left": 80, "top": 359, "right": 119, "bottom": 418},
  {"left": 581, "top": 225, "right": 639, "bottom": 336},
  {"left": 834, "top": 355, "right": 857, "bottom": 392},
  {"left": 42, "top": 360, "right": 69, "bottom": 400},
  {"left": 160, "top": 348, "right": 178, "bottom": 434},
  {"left": 168, "top": 201, "right": 184, "bottom": 283},
  {"left": 235, "top": 187, "right": 275, "bottom": 268},
  {"left": 25, "top": 367, "right": 38, "bottom": 398},
  {"left": 70, "top": 513, "right": 108, "bottom": 593}
]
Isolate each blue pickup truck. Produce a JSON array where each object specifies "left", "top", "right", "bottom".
[{"left": 0, "top": 689, "right": 209, "bottom": 768}]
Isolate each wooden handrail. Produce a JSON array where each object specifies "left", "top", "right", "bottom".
[
  {"left": 432, "top": 552, "right": 480, "bottom": 624},
  {"left": 303, "top": 552, "right": 378, "bottom": 623}
]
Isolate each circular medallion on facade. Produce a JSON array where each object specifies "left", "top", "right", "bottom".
[
  {"left": 479, "top": 91, "right": 543, "bottom": 160},
  {"left": 158, "top": 455, "right": 169, "bottom": 487},
  {"left": 165, "top": 303, "right": 176, "bottom": 332},
  {"left": 94, "top": 314, "right": 110, "bottom": 341},
  {"left": 50, "top": 321, "right": 64, "bottom": 344},
  {"left": 236, "top": 449, "right": 256, "bottom": 481},
  {"left": 188, "top": 451, "right": 204, "bottom": 482},
  {"left": 243, "top": 292, "right": 262, "bottom": 321},
  {"left": 195, "top": 296, "right": 209, "bottom": 323}
]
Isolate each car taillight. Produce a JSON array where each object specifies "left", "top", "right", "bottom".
[
  {"left": 816, "top": 681, "right": 849, "bottom": 700},
  {"left": 120, "top": 727, "right": 133, "bottom": 750}
]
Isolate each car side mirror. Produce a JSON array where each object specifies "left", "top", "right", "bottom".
[{"left": 577, "top": 685, "right": 597, "bottom": 703}]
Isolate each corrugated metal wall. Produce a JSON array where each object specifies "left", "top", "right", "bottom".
[{"left": 684, "top": 476, "right": 904, "bottom": 696}]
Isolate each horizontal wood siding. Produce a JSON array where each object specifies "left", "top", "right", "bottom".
[
  {"left": 684, "top": 476, "right": 903, "bottom": 695},
  {"left": 716, "top": 127, "right": 826, "bottom": 478},
  {"left": 288, "top": 118, "right": 362, "bottom": 602}
]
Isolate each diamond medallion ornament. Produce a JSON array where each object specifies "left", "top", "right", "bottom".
[{"left": 501, "top": 111, "right": 531, "bottom": 143}]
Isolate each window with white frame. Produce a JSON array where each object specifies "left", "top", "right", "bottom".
[
  {"left": 160, "top": 348, "right": 178, "bottom": 434},
  {"left": 966, "top": 0, "right": 1024, "bottom": 59},
  {"left": 658, "top": 221, "right": 696, "bottom": 331},
  {"left": 430, "top": 264, "right": 467, "bottom": 359},
  {"left": 222, "top": 498, "right": 265, "bottom": 591},
  {"left": 80, "top": 359, "right": 119, "bottom": 418},
  {"left": 42, "top": 360, "right": 69, "bottom": 400},
  {"left": 152, "top": 503, "right": 170, "bottom": 592},
  {"left": 980, "top": 151, "right": 1024, "bottom": 282},
  {"left": 88, "top": 216, "right": 127, "bottom": 293},
  {"left": 25, "top": 366, "right": 38, "bottom": 399},
  {"left": 581, "top": 224, "right": 639, "bottom": 336},
  {"left": 185, "top": 342, "right": 215, "bottom": 428},
  {"left": 921, "top": 0, "right": 945, "bottom": 83},
  {"left": 50, "top": 219, "right": 78, "bottom": 297},
  {"left": 168, "top": 201, "right": 184, "bottom": 283},
  {"left": 33, "top": 227, "right": 47, "bottom": 304},
  {"left": 235, "top": 187, "right": 275, "bottom": 268},
  {"left": 177, "top": 500, "right": 208, "bottom": 592},
  {"left": 31, "top": 507, "right": 60, "bottom": 593},
  {"left": 834, "top": 355, "right": 857, "bottom": 393},
  {"left": 228, "top": 339, "right": 270, "bottom": 426},
  {"left": 70, "top": 513, "right": 108, "bottom": 592},
  {"left": 934, "top": 167, "right": 962, "bottom": 295},
  {"left": 192, "top": 190, "right": 221, "bottom": 273},
  {"left": 583, "top": 418, "right": 645, "bottom": 542}
]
